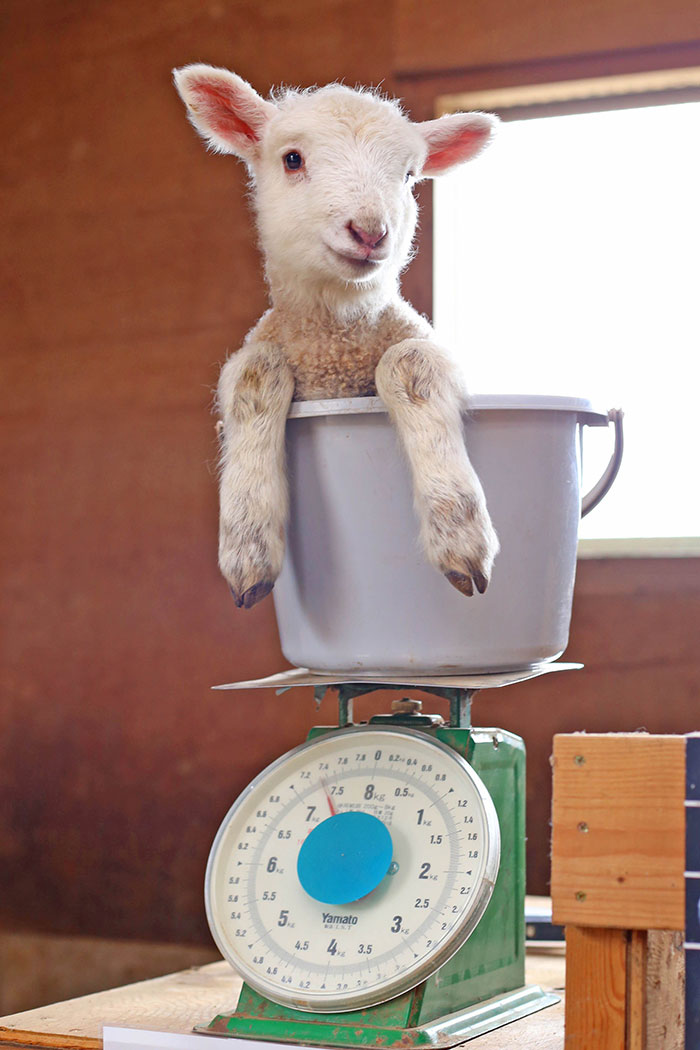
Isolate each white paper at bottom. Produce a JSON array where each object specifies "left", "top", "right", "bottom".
[{"left": 103, "top": 1028, "right": 316, "bottom": 1050}]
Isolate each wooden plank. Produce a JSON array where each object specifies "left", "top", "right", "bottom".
[
  {"left": 0, "top": 953, "right": 565, "bottom": 1049},
  {"left": 646, "top": 930, "right": 684, "bottom": 1050},
  {"left": 0, "top": 962, "right": 242, "bottom": 1049},
  {"left": 565, "top": 926, "right": 627, "bottom": 1049},
  {"left": 685, "top": 735, "right": 700, "bottom": 1047},
  {"left": 395, "top": 0, "right": 700, "bottom": 74},
  {"left": 0, "top": 1033, "right": 96, "bottom": 1050},
  {"left": 626, "top": 930, "right": 647, "bottom": 1050},
  {"left": 551, "top": 734, "right": 685, "bottom": 929},
  {"left": 0, "top": 931, "right": 219, "bottom": 1018}
]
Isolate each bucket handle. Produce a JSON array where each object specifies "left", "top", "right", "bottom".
[{"left": 581, "top": 409, "right": 624, "bottom": 518}]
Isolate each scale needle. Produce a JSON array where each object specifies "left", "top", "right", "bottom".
[{"left": 320, "top": 777, "right": 337, "bottom": 816}]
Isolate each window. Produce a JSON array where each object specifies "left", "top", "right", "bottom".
[{"left": 434, "top": 74, "right": 700, "bottom": 552}]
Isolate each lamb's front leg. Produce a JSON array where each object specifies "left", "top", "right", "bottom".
[
  {"left": 375, "top": 339, "right": 499, "bottom": 596},
  {"left": 216, "top": 343, "right": 294, "bottom": 609}
]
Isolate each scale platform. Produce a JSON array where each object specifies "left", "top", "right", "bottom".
[
  {"left": 213, "top": 663, "right": 581, "bottom": 727},
  {"left": 201, "top": 663, "right": 579, "bottom": 1046},
  {"left": 213, "top": 662, "right": 582, "bottom": 694}
]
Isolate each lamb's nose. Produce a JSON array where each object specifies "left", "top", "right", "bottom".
[{"left": 347, "top": 221, "right": 388, "bottom": 250}]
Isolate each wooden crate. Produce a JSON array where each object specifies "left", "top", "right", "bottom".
[{"left": 551, "top": 733, "right": 689, "bottom": 1049}]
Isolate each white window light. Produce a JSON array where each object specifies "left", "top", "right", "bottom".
[{"left": 433, "top": 89, "right": 700, "bottom": 552}]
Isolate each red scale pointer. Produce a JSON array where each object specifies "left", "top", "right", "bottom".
[{"left": 320, "top": 777, "right": 337, "bottom": 816}]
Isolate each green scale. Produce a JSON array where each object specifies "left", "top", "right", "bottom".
[{"left": 200, "top": 666, "right": 576, "bottom": 1046}]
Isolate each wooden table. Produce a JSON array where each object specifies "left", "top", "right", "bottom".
[{"left": 0, "top": 951, "right": 565, "bottom": 1049}]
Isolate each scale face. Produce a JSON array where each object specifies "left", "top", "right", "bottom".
[{"left": 206, "top": 725, "right": 500, "bottom": 1014}]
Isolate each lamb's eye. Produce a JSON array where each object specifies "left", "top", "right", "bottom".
[
  {"left": 283, "top": 151, "right": 304, "bottom": 172},
  {"left": 405, "top": 169, "right": 415, "bottom": 183}
]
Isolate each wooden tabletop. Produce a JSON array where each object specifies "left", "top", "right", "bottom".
[{"left": 0, "top": 950, "right": 565, "bottom": 1050}]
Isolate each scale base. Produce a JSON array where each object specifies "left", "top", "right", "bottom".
[{"left": 200, "top": 985, "right": 559, "bottom": 1047}]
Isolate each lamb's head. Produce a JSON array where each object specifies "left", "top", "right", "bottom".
[{"left": 174, "top": 65, "right": 497, "bottom": 306}]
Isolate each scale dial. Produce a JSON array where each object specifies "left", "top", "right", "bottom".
[{"left": 206, "top": 726, "right": 499, "bottom": 1013}]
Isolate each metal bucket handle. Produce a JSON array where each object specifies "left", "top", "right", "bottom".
[{"left": 581, "top": 408, "right": 624, "bottom": 518}]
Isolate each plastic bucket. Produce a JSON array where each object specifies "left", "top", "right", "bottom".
[{"left": 273, "top": 395, "right": 622, "bottom": 674}]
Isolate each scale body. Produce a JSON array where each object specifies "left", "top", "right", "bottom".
[{"left": 201, "top": 681, "right": 561, "bottom": 1046}]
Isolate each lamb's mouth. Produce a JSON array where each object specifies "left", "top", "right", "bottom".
[{"left": 327, "top": 246, "right": 383, "bottom": 269}]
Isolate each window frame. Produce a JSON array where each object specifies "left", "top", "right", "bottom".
[{"left": 435, "top": 66, "right": 700, "bottom": 121}]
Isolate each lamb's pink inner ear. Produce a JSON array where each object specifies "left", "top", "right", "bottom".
[
  {"left": 191, "top": 79, "right": 259, "bottom": 147},
  {"left": 420, "top": 116, "right": 495, "bottom": 176}
]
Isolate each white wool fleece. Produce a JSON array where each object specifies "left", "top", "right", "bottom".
[{"left": 174, "top": 66, "right": 499, "bottom": 607}]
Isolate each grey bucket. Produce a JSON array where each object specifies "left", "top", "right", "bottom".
[{"left": 272, "top": 395, "right": 622, "bottom": 674}]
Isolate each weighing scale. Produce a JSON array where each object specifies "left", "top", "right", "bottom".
[{"left": 198, "top": 664, "right": 577, "bottom": 1046}]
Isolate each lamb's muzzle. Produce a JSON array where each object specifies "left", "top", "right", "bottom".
[{"left": 347, "top": 221, "right": 388, "bottom": 252}]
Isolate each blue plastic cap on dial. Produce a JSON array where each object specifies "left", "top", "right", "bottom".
[{"left": 297, "top": 811, "right": 394, "bottom": 906}]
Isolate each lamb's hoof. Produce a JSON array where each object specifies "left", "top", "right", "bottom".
[
  {"left": 229, "top": 580, "right": 274, "bottom": 609},
  {"left": 445, "top": 568, "right": 489, "bottom": 597},
  {"left": 473, "top": 569, "right": 488, "bottom": 594}
]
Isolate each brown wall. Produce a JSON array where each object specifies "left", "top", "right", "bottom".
[
  {"left": 2, "top": 0, "right": 698, "bottom": 947},
  {"left": 395, "top": 0, "right": 700, "bottom": 73}
]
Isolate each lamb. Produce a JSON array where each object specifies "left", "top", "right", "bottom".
[{"left": 174, "top": 65, "right": 500, "bottom": 609}]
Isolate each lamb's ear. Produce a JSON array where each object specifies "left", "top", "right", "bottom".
[
  {"left": 173, "top": 64, "right": 276, "bottom": 159},
  {"left": 417, "top": 113, "right": 498, "bottom": 177}
]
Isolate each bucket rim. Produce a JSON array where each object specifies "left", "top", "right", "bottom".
[{"left": 288, "top": 394, "right": 608, "bottom": 423}]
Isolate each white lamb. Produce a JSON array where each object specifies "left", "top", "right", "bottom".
[{"left": 174, "top": 65, "right": 500, "bottom": 609}]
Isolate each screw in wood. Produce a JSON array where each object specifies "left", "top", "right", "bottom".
[
  {"left": 575, "top": 891, "right": 587, "bottom": 902},
  {"left": 573, "top": 754, "right": 586, "bottom": 766},
  {"left": 577, "top": 821, "right": 589, "bottom": 833}
]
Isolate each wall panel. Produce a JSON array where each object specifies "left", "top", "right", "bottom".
[
  {"left": 2, "top": 0, "right": 699, "bottom": 951},
  {"left": 396, "top": 0, "right": 700, "bottom": 74},
  {"left": 0, "top": 0, "right": 394, "bottom": 944}
]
